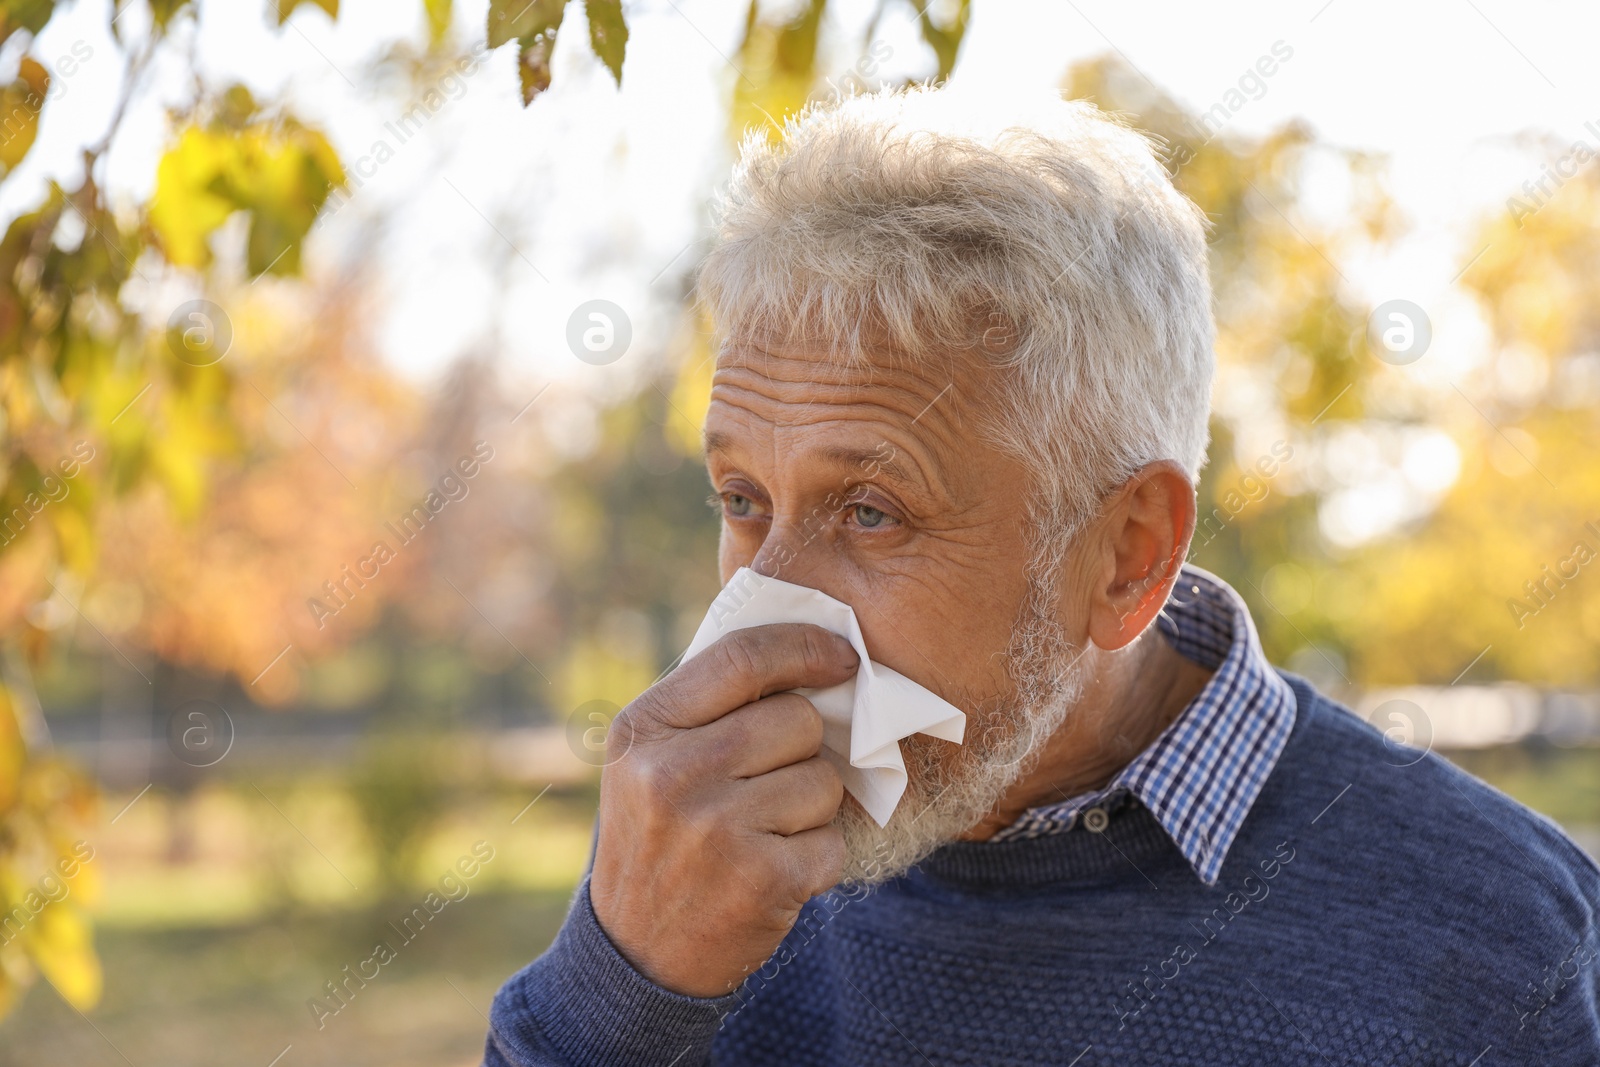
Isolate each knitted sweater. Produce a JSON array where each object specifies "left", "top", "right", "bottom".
[{"left": 484, "top": 674, "right": 1600, "bottom": 1065}]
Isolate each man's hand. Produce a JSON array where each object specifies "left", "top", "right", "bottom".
[{"left": 589, "top": 623, "right": 857, "bottom": 997}]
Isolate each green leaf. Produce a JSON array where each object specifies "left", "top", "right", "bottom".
[
  {"left": 218, "top": 84, "right": 258, "bottom": 129},
  {"left": 0, "top": 0, "right": 55, "bottom": 46},
  {"left": 487, "top": 0, "right": 563, "bottom": 49},
  {"left": 585, "top": 0, "right": 627, "bottom": 86},
  {"left": 146, "top": 0, "right": 191, "bottom": 28},
  {"left": 423, "top": 0, "right": 452, "bottom": 43},
  {"left": 488, "top": 0, "right": 566, "bottom": 104},
  {"left": 274, "top": 0, "right": 337, "bottom": 25},
  {"left": 916, "top": 0, "right": 970, "bottom": 83},
  {"left": 237, "top": 124, "right": 345, "bottom": 276},
  {"left": 518, "top": 29, "right": 560, "bottom": 104},
  {"left": 149, "top": 120, "right": 345, "bottom": 276}
]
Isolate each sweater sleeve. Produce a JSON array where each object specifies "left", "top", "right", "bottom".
[{"left": 482, "top": 876, "right": 743, "bottom": 1067}]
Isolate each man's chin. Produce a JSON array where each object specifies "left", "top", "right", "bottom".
[
  {"left": 830, "top": 753, "right": 1028, "bottom": 889},
  {"left": 829, "top": 649, "right": 1090, "bottom": 889},
  {"left": 832, "top": 793, "right": 938, "bottom": 889}
]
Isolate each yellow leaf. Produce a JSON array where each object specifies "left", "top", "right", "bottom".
[
  {"left": 424, "top": 0, "right": 452, "bottom": 43},
  {"left": 275, "top": 0, "right": 337, "bottom": 25},
  {"left": 149, "top": 128, "right": 238, "bottom": 268},
  {"left": 0, "top": 58, "right": 49, "bottom": 170},
  {"left": 151, "top": 121, "right": 344, "bottom": 275},
  {"left": 0, "top": 686, "right": 22, "bottom": 813},
  {"left": 66, "top": 854, "right": 100, "bottom": 906},
  {"left": 149, "top": 409, "right": 208, "bottom": 518},
  {"left": 48, "top": 505, "right": 95, "bottom": 576},
  {"left": 27, "top": 904, "right": 101, "bottom": 1010}
]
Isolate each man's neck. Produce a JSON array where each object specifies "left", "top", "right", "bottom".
[{"left": 959, "top": 627, "right": 1215, "bottom": 841}]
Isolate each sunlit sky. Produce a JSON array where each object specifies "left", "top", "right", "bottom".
[{"left": 5, "top": 0, "right": 1597, "bottom": 542}]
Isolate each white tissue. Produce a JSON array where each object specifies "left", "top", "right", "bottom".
[{"left": 681, "top": 567, "right": 966, "bottom": 827}]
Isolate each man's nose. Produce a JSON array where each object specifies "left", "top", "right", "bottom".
[{"left": 749, "top": 510, "right": 833, "bottom": 586}]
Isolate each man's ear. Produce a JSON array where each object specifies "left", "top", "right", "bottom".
[{"left": 1085, "top": 461, "right": 1196, "bottom": 652}]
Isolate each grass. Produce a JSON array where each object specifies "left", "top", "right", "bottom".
[
  {"left": 0, "top": 889, "right": 575, "bottom": 1067},
  {"left": 0, "top": 777, "right": 597, "bottom": 1066},
  {"left": 2, "top": 745, "right": 1596, "bottom": 1065}
]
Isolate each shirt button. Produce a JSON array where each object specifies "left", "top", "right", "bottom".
[{"left": 1082, "top": 807, "right": 1110, "bottom": 833}]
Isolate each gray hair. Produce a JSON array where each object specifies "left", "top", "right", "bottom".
[{"left": 696, "top": 84, "right": 1216, "bottom": 538}]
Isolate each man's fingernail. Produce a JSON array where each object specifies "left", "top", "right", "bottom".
[{"left": 837, "top": 639, "right": 860, "bottom": 667}]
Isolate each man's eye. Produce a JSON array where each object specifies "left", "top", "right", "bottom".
[
  {"left": 852, "top": 503, "right": 891, "bottom": 528},
  {"left": 726, "top": 493, "right": 753, "bottom": 517}
]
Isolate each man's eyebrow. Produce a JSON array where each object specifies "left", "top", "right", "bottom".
[
  {"left": 703, "top": 431, "right": 930, "bottom": 490},
  {"left": 816, "top": 445, "right": 924, "bottom": 489}
]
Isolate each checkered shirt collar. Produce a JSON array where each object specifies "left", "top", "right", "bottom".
[{"left": 987, "top": 564, "right": 1296, "bottom": 886}]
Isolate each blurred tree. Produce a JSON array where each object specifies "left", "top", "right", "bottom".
[
  {"left": 1337, "top": 164, "right": 1600, "bottom": 686},
  {"left": 89, "top": 275, "right": 427, "bottom": 704},
  {"left": 0, "top": 0, "right": 245, "bottom": 1015},
  {"left": 0, "top": 680, "right": 98, "bottom": 1017},
  {"left": 0, "top": 0, "right": 650, "bottom": 1016},
  {"left": 1061, "top": 59, "right": 1598, "bottom": 692},
  {"left": 0, "top": 0, "right": 409, "bottom": 1019},
  {"left": 1060, "top": 58, "right": 1400, "bottom": 693}
]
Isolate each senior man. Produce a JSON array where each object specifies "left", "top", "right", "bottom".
[{"left": 484, "top": 87, "right": 1600, "bottom": 1065}]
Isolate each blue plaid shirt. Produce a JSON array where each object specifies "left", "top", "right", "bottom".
[{"left": 988, "top": 564, "right": 1295, "bottom": 885}]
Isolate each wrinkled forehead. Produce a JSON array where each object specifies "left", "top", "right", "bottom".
[
  {"left": 704, "top": 336, "right": 1022, "bottom": 504},
  {"left": 709, "top": 333, "right": 1006, "bottom": 413}
]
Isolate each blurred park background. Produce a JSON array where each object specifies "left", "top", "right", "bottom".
[{"left": 2, "top": 0, "right": 1599, "bottom": 1063}]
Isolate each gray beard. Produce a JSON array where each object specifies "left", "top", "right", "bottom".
[{"left": 832, "top": 552, "right": 1094, "bottom": 888}]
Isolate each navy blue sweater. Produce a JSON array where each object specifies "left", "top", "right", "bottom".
[{"left": 484, "top": 674, "right": 1600, "bottom": 1065}]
